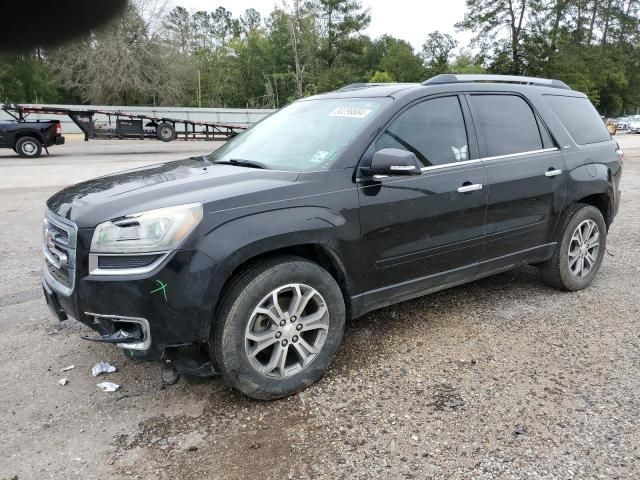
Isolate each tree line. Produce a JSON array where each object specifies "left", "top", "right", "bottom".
[{"left": 0, "top": 0, "right": 638, "bottom": 115}]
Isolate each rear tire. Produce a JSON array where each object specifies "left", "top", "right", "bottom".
[
  {"left": 211, "top": 256, "right": 345, "bottom": 400},
  {"left": 156, "top": 122, "right": 176, "bottom": 142},
  {"left": 15, "top": 136, "right": 42, "bottom": 158},
  {"left": 538, "top": 204, "right": 606, "bottom": 291}
]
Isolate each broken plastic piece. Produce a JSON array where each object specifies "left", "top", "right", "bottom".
[
  {"left": 82, "top": 327, "right": 142, "bottom": 344},
  {"left": 61, "top": 365, "right": 75, "bottom": 372},
  {"left": 58, "top": 378, "right": 69, "bottom": 385},
  {"left": 91, "top": 361, "right": 116, "bottom": 377},
  {"left": 96, "top": 382, "right": 120, "bottom": 392}
]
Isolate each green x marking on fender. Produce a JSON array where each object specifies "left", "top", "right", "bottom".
[{"left": 150, "top": 279, "right": 168, "bottom": 301}]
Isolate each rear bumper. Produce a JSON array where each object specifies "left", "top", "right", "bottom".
[
  {"left": 54, "top": 136, "right": 65, "bottom": 145},
  {"left": 42, "top": 249, "right": 228, "bottom": 361}
]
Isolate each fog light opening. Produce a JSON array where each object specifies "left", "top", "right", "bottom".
[{"left": 83, "top": 313, "right": 152, "bottom": 351}]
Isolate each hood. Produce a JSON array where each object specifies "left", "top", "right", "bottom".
[{"left": 46, "top": 157, "right": 300, "bottom": 228}]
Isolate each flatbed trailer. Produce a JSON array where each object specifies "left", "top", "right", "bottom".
[{"left": 1, "top": 104, "right": 247, "bottom": 142}]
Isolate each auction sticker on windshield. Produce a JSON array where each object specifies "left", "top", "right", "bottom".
[{"left": 329, "top": 107, "right": 373, "bottom": 119}]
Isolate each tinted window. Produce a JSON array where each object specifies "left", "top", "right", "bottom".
[
  {"left": 375, "top": 96, "right": 469, "bottom": 167},
  {"left": 544, "top": 95, "right": 611, "bottom": 145},
  {"left": 209, "top": 98, "right": 390, "bottom": 171},
  {"left": 471, "top": 94, "right": 543, "bottom": 157}
]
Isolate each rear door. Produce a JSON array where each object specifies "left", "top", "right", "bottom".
[
  {"left": 357, "top": 95, "right": 488, "bottom": 307},
  {"left": 466, "top": 93, "right": 566, "bottom": 261}
]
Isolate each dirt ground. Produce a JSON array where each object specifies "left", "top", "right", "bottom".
[{"left": 1, "top": 136, "right": 638, "bottom": 480}]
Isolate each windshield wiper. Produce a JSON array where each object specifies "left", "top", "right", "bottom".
[{"left": 214, "top": 158, "right": 268, "bottom": 169}]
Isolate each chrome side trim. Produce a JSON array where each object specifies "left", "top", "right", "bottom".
[
  {"left": 85, "top": 312, "right": 152, "bottom": 351},
  {"left": 417, "top": 148, "right": 558, "bottom": 173},
  {"left": 88, "top": 252, "right": 170, "bottom": 276},
  {"left": 481, "top": 147, "right": 559, "bottom": 163},
  {"left": 360, "top": 148, "right": 559, "bottom": 181},
  {"left": 420, "top": 158, "right": 482, "bottom": 172}
]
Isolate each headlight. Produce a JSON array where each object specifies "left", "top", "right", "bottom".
[{"left": 90, "top": 203, "right": 203, "bottom": 254}]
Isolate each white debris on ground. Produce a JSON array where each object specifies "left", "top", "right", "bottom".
[
  {"left": 96, "top": 382, "right": 120, "bottom": 392},
  {"left": 58, "top": 378, "right": 69, "bottom": 386},
  {"left": 61, "top": 365, "right": 75, "bottom": 372},
  {"left": 91, "top": 361, "right": 116, "bottom": 377}
]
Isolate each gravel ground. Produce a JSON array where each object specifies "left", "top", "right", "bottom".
[{"left": 0, "top": 136, "right": 638, "bottom": 480}]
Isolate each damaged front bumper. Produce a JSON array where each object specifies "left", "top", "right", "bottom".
[{"left": 42, "top": 247, "right": 228, "bottom": 363}]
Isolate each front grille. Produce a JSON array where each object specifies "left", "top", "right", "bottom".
[
  {"left": 49, "top": 223, "right": 69, "bottom": 242},
  {"left": 97, "top": 254, "right": 161, "bottom": 269},
  {"left": 43, "top": 211, "right": 77, "bottom": 295}
]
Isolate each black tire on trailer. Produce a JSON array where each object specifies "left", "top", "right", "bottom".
[
  {"left": 15, "top": 136, "right": 43, "bottom": 158},
  {"left": 156, "top": 122, "right": 176, "bottom": 142}
]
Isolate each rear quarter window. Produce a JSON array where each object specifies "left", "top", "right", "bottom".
[{"left": 543, "top": 95, "right": 611, "bottom": 145}]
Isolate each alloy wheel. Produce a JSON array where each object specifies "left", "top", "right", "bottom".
[
  {"left": 244, "top": 283, "right": 329, "bottom": 378},
  {"left": 568, "top": 219, "right": 600, "bottom": 278}
]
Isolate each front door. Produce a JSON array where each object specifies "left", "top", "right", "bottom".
[
  {"left": 357, "top": 95, "right": 488, "bottom": 308},
  {"left": 466, "top": 93, "right": 567, "bottom": 261}
]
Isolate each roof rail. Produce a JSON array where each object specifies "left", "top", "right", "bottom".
[
  {"left": 337, "top": 82, "right": 419, "bottom": 92},
  {"left": 338, "top": 82, "right": 402, "bottom": 92},
  {"left": 422, "top": 74, "right": 571, "bottom": 90}
]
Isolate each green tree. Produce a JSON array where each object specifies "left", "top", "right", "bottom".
[
  {"left": 0, "top": 53, "right": 61, "bottom": 103},
  {"left": 369, "top": 70, "right": 394, "bottom": 82},
  {"left": 314, "top": 0, "right": 370, "bottom": 68},
  {"left": 421, "top": 31, "right": 458, "bottom": 76},
  {"left": 457, "top": 0, "right": 542, "bottom": 74},
  {"left": 379, "top": 38, "right": 425, "bottom": 82}
]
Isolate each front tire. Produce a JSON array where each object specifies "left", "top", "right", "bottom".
[
  {"left": 539, "top": 204, "right": 606, "bottom": 291},
  {"left": 211, "top": 256, "right": 345, "bottom": 400},
  {"left": 15, "top": 136, "right": 42, "bottom": 158}
]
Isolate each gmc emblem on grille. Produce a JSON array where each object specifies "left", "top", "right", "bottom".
[{"left": 45, "top": 227, "right": 68, "bottom": 268}]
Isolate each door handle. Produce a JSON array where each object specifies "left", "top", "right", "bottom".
[
  {"left": 545, "top": 168, "right": 563, "bottom": 177},
  {"left": 457, "top": 183, "right": 483, "bottom": 193}
]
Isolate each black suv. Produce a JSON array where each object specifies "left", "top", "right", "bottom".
[{"left": 42, "top": 74, "right": 623, "bottom": 399}]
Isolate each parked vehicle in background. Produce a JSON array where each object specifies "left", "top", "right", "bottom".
[
  {"left": 616, "top": 116, "right": 631, "bottom": 131},
  {"left": 627, "top": 115, "right": 640, "bottom": 134},
  {"left": 41, "top": 74, "right": 623, "bottom": 400},
  {"left": 0, "top": 118, "right": 64, "bottom": 158}
]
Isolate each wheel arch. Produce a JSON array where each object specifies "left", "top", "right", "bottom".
[
  {"left": 215, "top": 243, "right": 353, "bottom": 324},
  {"left": 12, "top": 130, "right": 43, "bottom": 147},
  {"left": 577, "top": 192, "right": 613, "bottom": 229},
  {"left": 565, "top": 163, "right": 616, "bottom": 230},
  {"left": 196, "top": 204, "right": 359, "bottom": 344}
]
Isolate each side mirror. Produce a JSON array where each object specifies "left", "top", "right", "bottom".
[{"left": 361, "top": 148, "right": 422, "bottom": 177}]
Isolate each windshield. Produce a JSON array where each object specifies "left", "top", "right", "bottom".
[{"left": 208, "top": 97, "right": 390, "bottom": 171}]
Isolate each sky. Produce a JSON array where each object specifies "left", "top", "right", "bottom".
[{"left": 175, "top": 0, "right": 472, "bottom": 51}]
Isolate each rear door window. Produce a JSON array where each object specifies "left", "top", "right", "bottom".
[
  {"left": 470, "top": 94, "right": 544, "bottom": 157},
  {"left": 375, "top": 96, "right": 469, "bottom": 167},
  {"left": 543, "top": 95, "right": 611, "bottom": 145}
]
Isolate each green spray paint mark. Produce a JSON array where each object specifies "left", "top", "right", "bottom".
[{"left": 150, "top": 280, "right": 168, "bottom": 302}]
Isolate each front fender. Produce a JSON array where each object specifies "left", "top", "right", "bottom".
[
  {"left": 196, "top": 206, "right": 355, "bottom": 272},
  {"left": 193, "top": 205, "right": 361, "bottom": 338}
]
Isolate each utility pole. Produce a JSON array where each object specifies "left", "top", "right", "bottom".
[{"left": 197, "top": 69, "right": 202, "bottom": 108}]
